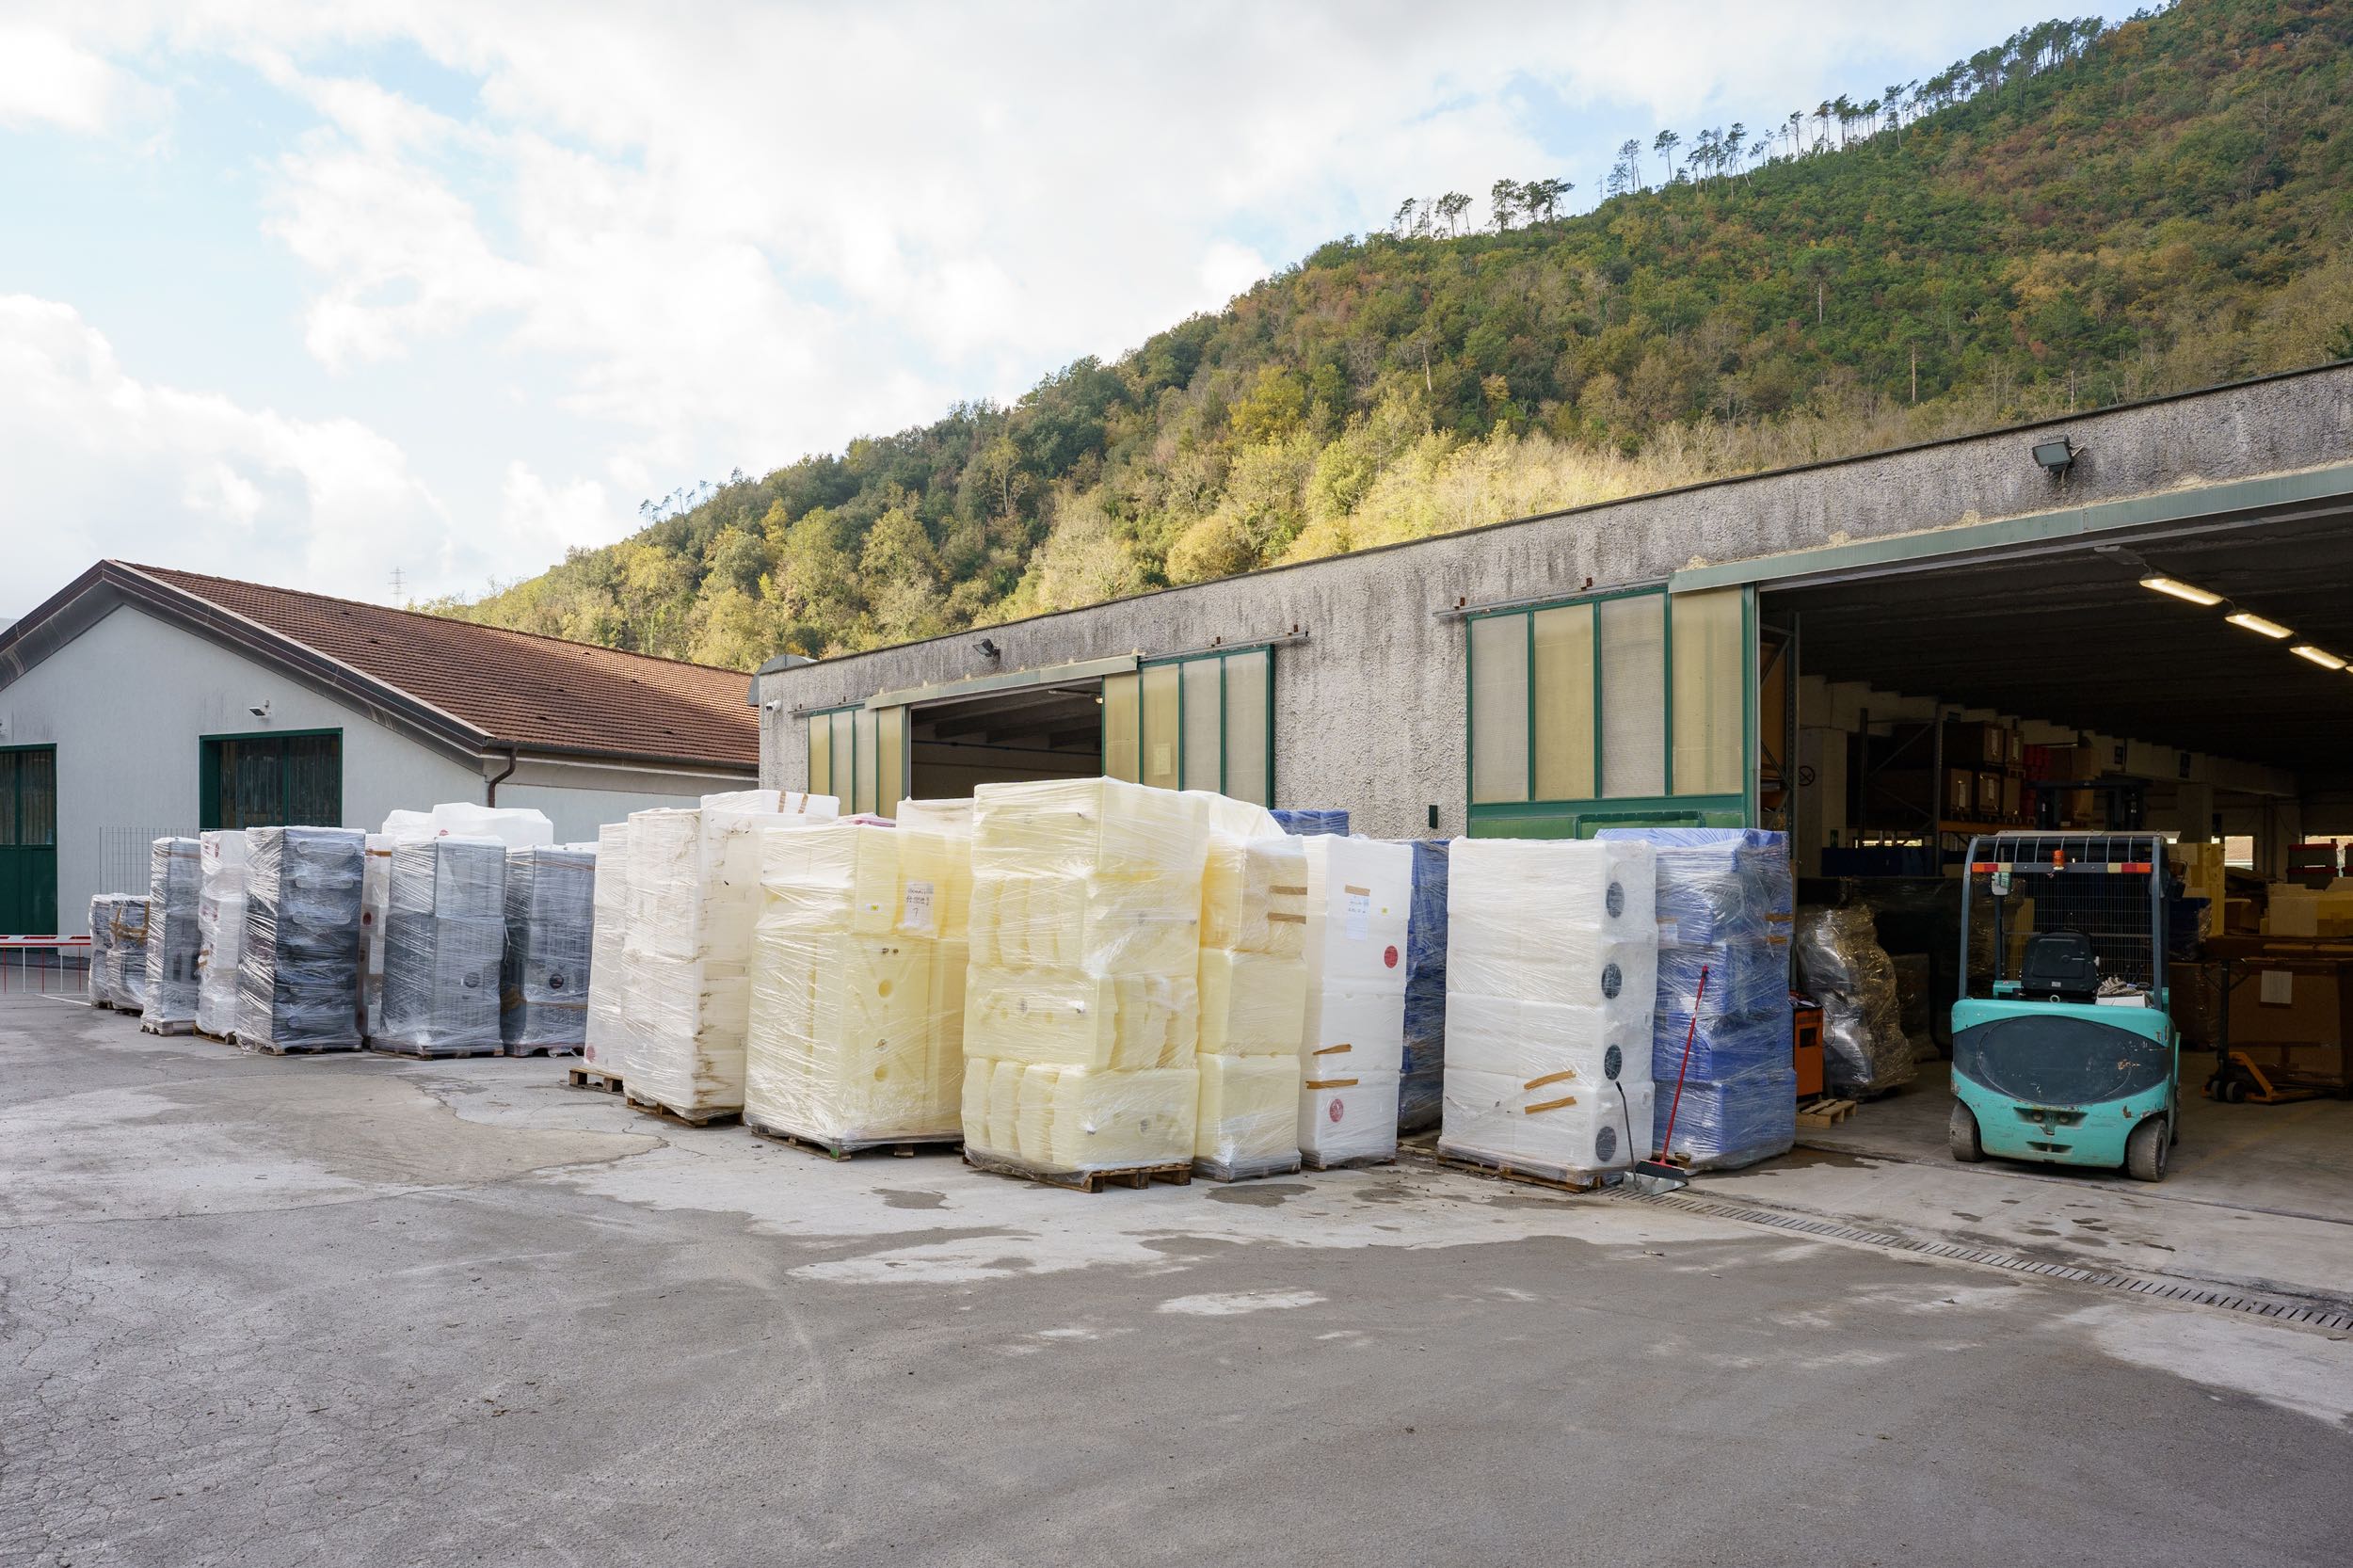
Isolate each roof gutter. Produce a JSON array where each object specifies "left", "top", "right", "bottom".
[{"left": 485, "top": 744, "right": 520, "bottom": 806}]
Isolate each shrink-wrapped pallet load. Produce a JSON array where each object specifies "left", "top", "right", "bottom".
[
  {"left": 745, "top": 814, "right": 966, "bottom": 1149},
  {"left": 582, "top": 821, "right": 632, "bottom": 1080},
  {"left": 140, "top": 837, "right": 203, "bottom": 1031},
  {"left": 1270, "top": 808, "right": 1349, "bottom": 837},
  {"left": 624, "top": 791, "right": 836, "bottom": 1119},
  {"left": 1596, "top": 828, "right": 1795, "bottom": 1171},
  {"left": 1397, "top": 839, "right": 1450, "bottom": 1133},
  {"left": 502, "top": 842, "right": 598, "bottom": 1055},
  {"left": 237, "top": 826, "right": 366, "bottom": 1052},
  {"left": 1296, "top": 835, "right": 1412, "bottom": 1167},
  {"left": 88, "top": 894, "right": 150, "bottom": 1010},
  {"left": 1192, "top": 810, "right": 1307, "bottom": 1179},
  {"left": 376, "top": 837, "right": 508, "bottom": 1055},
  {"left": 194, "top": 831, "right": 248, "bottom": 1038},
  {"left": 895, "top": 798, "right": 973, "bottom": 1091},
  {"left": 366, "top": 805, "right": 556, "bottom": 1039},
  {"left": 358, "top": 834, "right": 392, "bottom": 1037},
  {"left": 87, "top": 895, "right": 115, "bottom": 1003},
  {"left": 1441, "top": 839, "right": 1658, "bottom": 1183},
  {"left": 962, "top": 777, "right": 1209, "bottom": 1179}
]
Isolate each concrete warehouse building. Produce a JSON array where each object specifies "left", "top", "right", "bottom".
[
  {"left": 756, "top": 362, "right": 2353, "bottom": 877},
  {"left": 0, "top": 563, "right": 759, "bottom": 935}
]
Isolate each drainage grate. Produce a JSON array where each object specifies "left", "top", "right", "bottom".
[{"left": 1628, "top": 1191, "right": 2353, "bottom": 1333}]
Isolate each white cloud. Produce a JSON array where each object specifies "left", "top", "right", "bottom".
[
  {"left": 0, "top": 294, "right": 455, "bottom": 601},
  {"left": 0, "top": 24, "right": 151, "bottom": 134}
]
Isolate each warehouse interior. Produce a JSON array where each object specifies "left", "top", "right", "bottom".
[
  {"left": 905, "top": 681, "right": 1105, "bottom": 799},
  {"left": 1761, "top": 506, "right": 2353, "bottom": 1144}
]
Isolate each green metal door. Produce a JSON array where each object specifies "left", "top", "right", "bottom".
[{"left": 0, "top": 745, "right": 59, "bottom": 934}]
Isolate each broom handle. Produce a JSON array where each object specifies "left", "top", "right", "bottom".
[{"left": 1657, "top": 965, "right": 1709, "bottom": 1160}]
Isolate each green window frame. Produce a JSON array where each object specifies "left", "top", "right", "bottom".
[
  {"left": 199, "top": 728, "right": 343, "bottom": 832},
  {"left": 806, "top": 704, "right": 904, "bottom": 818},
  {"left": 1465, "top": 586, "right": 1755, "bottom": 839},
  {"left": 1105, "top": 648, "right": 1273, "bottom": 806},
  {"left": 0, "top": 744, "right": 59, "bottom": 935}
]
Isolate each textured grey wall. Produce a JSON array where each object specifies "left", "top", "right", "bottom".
[{"left": 759, "top": 365, "right": 2353, "bottom": 837}]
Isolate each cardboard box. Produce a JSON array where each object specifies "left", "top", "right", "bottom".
[
  {"left": 1976, "top": 772, "right": 2004, "bottom": 820},
  {"left": 2227, "top": 961, "right": 2353, "bottom": 1085},
  {"left": 2000, "top": 775, "right": 2024, "bottom": 823},
  {"left": 2061, "top": 747, "right": 2105, "bottom": 782}
]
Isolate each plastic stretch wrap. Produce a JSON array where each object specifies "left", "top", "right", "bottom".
[
  {"left": 1795, "top": 904, "right": 1914, "bottom": 1096},
  {"left": 502, "top": 843, "right": 596, "bottom": 1052},
  {"left": 195, "top": 832, "right": 248, "bottom": 1036},
  {"left": 236, "top": 827, "right": 364, "bottom": 1049},
  {"left": 1439, "top": 839, "right": 1657, "bottom": 1179},
  {"left": 89, "top": 895, "right": 151, "bottom": 1010},
  {"left": 1398, "top": 839, "right": 1449, "bottom": 1133},
  {"left": 1201, "top": 835, "right": 1308, "bottom": 957},
  {"left": 1196, "top": 1053, "right": 1302, "bottom": 1172},
  {"left": 377, "top": 837, "right": 506, "bottom": 1054},
  {"left": 1194, "top": 808, "right": 1309, "bottom": 1176},
  {"left": 962, "top": 777, "right": 1211, "bottom": 1173},
  {"left": 1270, "top": 808, "right": 1349, "bottom": 837},
  {"left": 359, "top": 835, "right": 392, "bottom": 1036},
  {"left": 894, "top": 798, "right": 973, "bottom": 942},
  {"left": 745, "top": 820, "right": 963, "bottom": 1144},
  {"left": 1598, "top": 827, "right": 1795, "bottom": 1170},
  {"left": 137, "top": 839, "right": 202, "bottom": 1027},
  {"left": 582, "top": 823, "right": 632, "bottom": 1077},
  {"left": 622, "top": 793, "right": 827, "bottom": 1115},
  {"left": 1198, "top": 950, "right": 1308, "bottom": 1056},
  {"left": 1293, "top": 836, "right": 1411, "bottom": 1162}
]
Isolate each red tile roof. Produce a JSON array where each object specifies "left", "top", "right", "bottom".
[{"left": 122, "top": 564, "right": 758, "bottom": 769}]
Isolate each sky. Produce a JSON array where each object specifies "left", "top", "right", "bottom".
[{"left": 0, "top": 1, "right": 2140, "bottom": 617}]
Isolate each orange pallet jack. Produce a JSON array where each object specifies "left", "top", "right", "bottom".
[{"left": 2205, "top": 1049, "right": 2333, "bottom": 1105}]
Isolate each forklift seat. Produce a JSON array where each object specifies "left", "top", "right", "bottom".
[{"left": 2020, "top": 931, "right": 2101, "bottom": 1002}]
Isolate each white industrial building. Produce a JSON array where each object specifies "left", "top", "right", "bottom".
[{"left": 0, "top": 561, "right": 760, "bottom": 935}]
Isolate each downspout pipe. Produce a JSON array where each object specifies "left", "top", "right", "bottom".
[{"left": 486, "top": 745, "right": 520, "bottom": 806}]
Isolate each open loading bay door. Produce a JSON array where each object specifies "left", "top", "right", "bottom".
[{"left": 906, "top": 683, "right": 1105, "bottom": 799}]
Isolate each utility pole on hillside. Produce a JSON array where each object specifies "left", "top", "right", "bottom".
[{"left": 389, "top": 567, "right": 407, "bottom": 604}]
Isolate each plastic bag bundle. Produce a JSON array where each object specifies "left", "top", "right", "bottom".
[
  {"left": 1440, "top": 839, "right": 1658, "bottom": 1181},
  {"left": 1192, "top": 810, "right": 1306, "bottom": 1179},
  {"left": 1597, "top": 828, "right": 1796, "bottom": 1172},
  {"left": 376, "top": 837, "right": 507, "bottom": 1054},
  {"left": 237, "top": 826, "right": 365, "bottom": 1050},
  {"left": 88, "top": 894, "right": 150, "bottom": 1010},
  {"left": 963, "top": 777, "right": 1210, "bottom": 1176},
  {"left": 195, "top": 831, "right": 248, "bottom": 1037},
  {"left": 140, "top": 838, "right": 203, "bottom": 1028},
  {"left": 1271, "top": 808, "right": 1349, "bottom": 837},
  {"left": 624, "top": 792, "right": 833, "bottom": 1116},
  {"left": 1794, "top": 904, "right": 1914, "bottom": 1096},
  {"left": 744, "top": 818, "right": 964, "bottom": 1145},
  {"left": 582, "top": 821, "right": 633, "bottom": 1079},
  {"left": 1397, "top": 839, "right": 1449, "bottom": 1133},
  {"left": 359, "top": 834, "right": 392, "bottom": 1037},
  {"left": 501, "top": 842, "right": 597, "bottom": 1053},
  {"left": 1296, "top": 835, "right": 1413, "bottom": 1166}
]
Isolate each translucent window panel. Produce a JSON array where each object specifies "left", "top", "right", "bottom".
[
  {"left": 1102, "top": 673, "right": 1142, "bottom": 782},
  {"left": 1221, "top": 650, "right": 1270, "bottom": 805},
  {"left": 854, "top": 709, "right": 878, "bottom": 815},
  {"left": 285, "top": 734, "right": 341, "bottom": 824},
  {"left": 1598, "top": 594, "right": 1666, "bottom": 798},
  {"left": 1530, "top": 603, "right": 1594, "bottom": 801},
  {"left": 829, "top": 710, "right": 856, "bottom": 803},
  {"left": 876, "top": 707, "right": 904, "bottom": 820},
  {"left": 1141, "top": 664, "right": 1181, "bottom": 791},
  {"left": 808, "top": 713, "right": 833, "bottom": 799},
  {"left": 1672, "top": 588, "right": 1745, "bottom": 796},
  {"left": 1468, "top": 615, "right": 1529, "bottom": 804},
  {"left": 1182, "top": 659, "right": 1223, "bottom": 792},
  {"left": 0, "top": 754, "right": 15, "bottom": 844}
]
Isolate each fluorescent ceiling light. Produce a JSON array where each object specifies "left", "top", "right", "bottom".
[
  {"left": 2138, "top": 575, "right": 2223, "bottom": 606},
  {"left": 2227, "top": 611, "right": 2295, "bottom": 639},
  {"left": 2291, "top": 645, "right": 2347, "bottom": 670}
]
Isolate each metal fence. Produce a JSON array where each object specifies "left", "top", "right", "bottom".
[{"left": 0, "top": 936, "right": 91, "bottom": 997}]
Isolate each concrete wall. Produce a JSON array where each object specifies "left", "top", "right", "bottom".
[
  {"left": 757, "top": 366, "right": 2353, "bottom": 839},
  {"left": 0, "top": 605, "right": 759, "bottom": 931}
]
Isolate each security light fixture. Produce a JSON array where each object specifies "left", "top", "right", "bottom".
[
  {"left": 977, "top": 637, "right": 1000, "bottom": 660},
  {"left": 2291, "top": 645, "right": 2347, "bottom": 670},
  {"left": 2226, "top": 611, "right": 2295, "bottom": 640},
  {"left": 2138, "top": 575, "right": 2223, "bottom": 607},
  {"left": 2032, "top": 437, "right": 2077, "bottom": 475},
  {"left": 248, "top": 699, "right": 271, "bottom": 718}
]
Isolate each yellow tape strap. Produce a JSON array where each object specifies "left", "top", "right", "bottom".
[
  {"left": 1305, "top": 1078, "right": 1361, "bottom": 1091},
  {"left": 1266, "top": 913, "right": 1307, "bottom": 924},
  {"left": 1312, "top": 1043, "right": 1353, "bottom": 1056},
  {"left": 1344, "top": 885, "right": 1371, "bottom": 896},
  {"left": 1522, "top": 1069, "right": 1577, "bottom": 1091},
  {"left": 1523, "top": 1096, "right": 1577, "bottom": 1114},
  {"left": 1271, "top": 886, "right": 1308, "bottom": 896}
]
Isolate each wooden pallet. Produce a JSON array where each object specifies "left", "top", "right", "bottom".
[
  {"left": 502, "top": 1044, "right": 578, "bottom": 1059},
  {"left": 744, "top": 1117, "right": 959, "bottom": 1160},
  {"left": 1797, "top": 1096, "right": 1859, "bottom": 1128},
  {"left": 238, "top": 1038, "right": 365, "bottom": 1056},
  {"left": 365, "top": 1042, "right": 504, "bottom": 1060},
  {"left": 625, "top": 1092, "right": 740, "bottom": 1128},
  {"left": 194, "top": 1029, "right": 234, "bottom": 1046},
  {"left": 137, "top": 1018, "right": 196, "bottom": 1036},
  {"left": 1429, "top": 1146, "right": 1611, "bottom": 1194},
  {"left": 566, "top": 1066, "right": 624, "bottom": 1095},
  {"left": 1193, "top": 1154, "right": 1305, "bottom": 1183},
  {"left": 963, "top": 1148, "right": 1192, "bottom": 1192},
  {"left": 1300, "top": 1150, "right": 1396, "bottom": 1174}
]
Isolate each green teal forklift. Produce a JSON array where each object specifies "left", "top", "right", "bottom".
[{"left": 1949, "top": 833, "right": 2177, "bottom": 1182}]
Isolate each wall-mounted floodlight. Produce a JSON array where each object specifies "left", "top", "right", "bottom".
[
  {"left": 2138, "top": 575, "right": 2222, "bottom": 606},
  {"left": 976, "top": 637, "right": 1001, "bottom": 660},
  {"left": 2033, "top": 437, "right": 2077, "bottom": 475},
  {"left": 2226, "top": 611, "right": 2295, "bottom": 640},
  {"left": 2291, "top": 645, "right": 2347, "bottom": 670}
]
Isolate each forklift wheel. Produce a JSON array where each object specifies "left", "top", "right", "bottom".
[
  {"left": 1948, "top": 1102, "right": 1984, "bottom": 1163},
  {"left": 2125, "top": 1116, "right": 2169, "bottom": 1183},
  {"left": 2224, "top": 1080, "right": 2249, "bottom": 1105}
]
